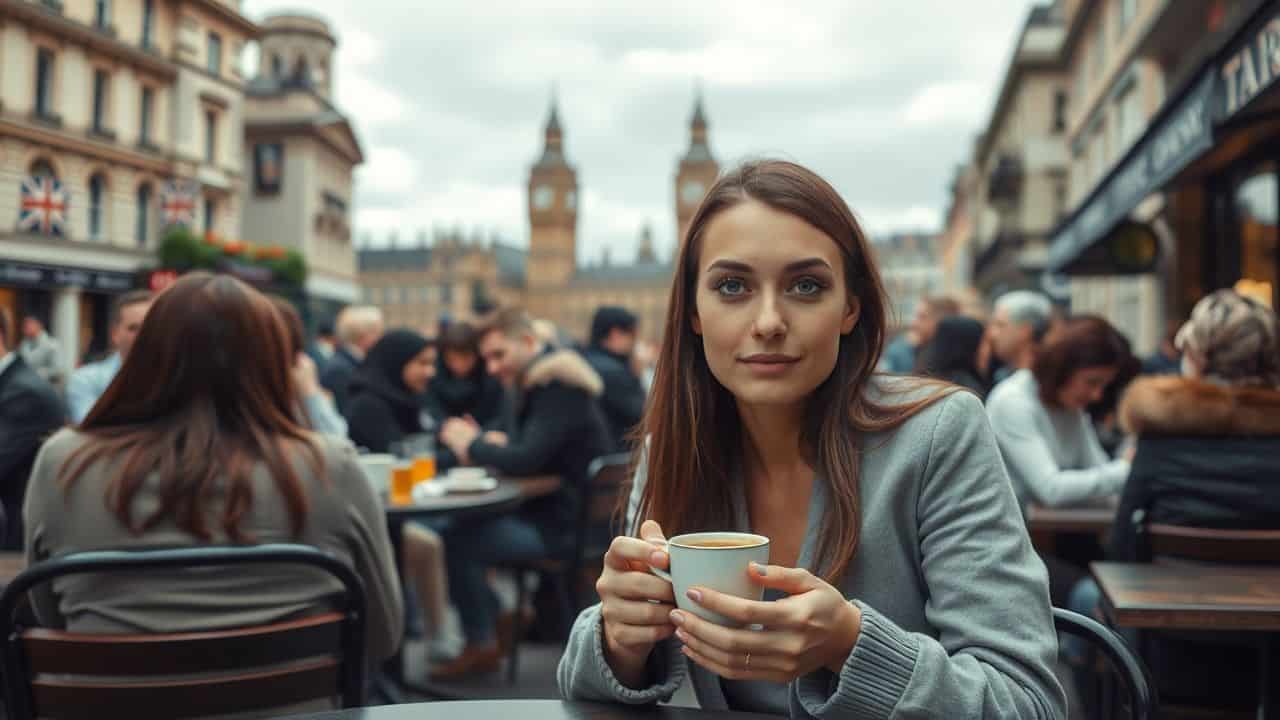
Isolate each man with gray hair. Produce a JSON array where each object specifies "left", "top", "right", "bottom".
[
  {"left": 987, "top": 290, "right": 1054, "bottom": 383},
  {"left": 321, "top": 305, "right": 384, "bottom": 416}
]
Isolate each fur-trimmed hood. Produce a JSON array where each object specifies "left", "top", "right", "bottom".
[
  {"left": 1119, "top": 375, "right": 1280, "bottom": 436},
  {"left": 522, "top": 349, "right": 604, "bottom": 397}
]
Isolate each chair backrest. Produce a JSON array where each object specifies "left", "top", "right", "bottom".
[
  {"left": 565, "top": 453, "right": 632, "bottom": 609},
  {"left": 1146, "top": 523, "right": 1280, "bottom": 565},
  {"left": 0, "top": 544, "right": 366, "bottom": 720},
  {"left": 1131, "top": 509, "right": 1280, "bottom": 564},
  {"left": 1053, "top": 607, "right": 1156, "bottom": 720}
]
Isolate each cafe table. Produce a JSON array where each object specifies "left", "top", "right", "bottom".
[
  {"left": 1024, "top": 499, "right": 1116, "bottom": 555},
  {"left": 280, "top": 699, "right": 782, "bottom": 720},
  {"left": 1091, "top": 561, "right": 1280, "bottom": 717},
  {"left": 378, "top": 475, "right": 563, "bottom": 700}
]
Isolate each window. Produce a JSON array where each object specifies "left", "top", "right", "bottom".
[
  {"left": 1088, "top": 122, "right": 1107, "bottom": 184},
  {"left": 135, "top": 184, "right": 152, "bottom": 246},
  {"left": 440, "top": 283, "right": 453, "bottom": 304},
  {"left": 34, "top": 48, "right": 55, "bottom": 117},
  {"left": 419, "top": 287, "right": 432, "bottom": 303},
  {"left": 92, "top": 70, "right": 109, "bottom": 132},
  {"left": 203, "top": 196, "right": 216, "bottom": 233},
  {"left": 400, "top": 287, "right": 411, "bottom": 304},
  {"left": 141, "top": 0, "right": 154, "bottom": 48},
  {"left": 94, "top": 0, "right": 110, "bottom": 29},
  {"left": 1052, "top": 90, "right": 1068, "bottom": 133},
  {"left": 140, "top": 87, "right": 153, "bottom": 144},
  {"left": 88, "top": 174, "right": 106, "bottom": 240},
  {"left": 271, "top": 54, "right": 283, "bottom": 78},
  {"left": 207, "top": 32, "right": 222, "bottom": 75},
  {"left": 29, "top": 159, "right": 56, "bottom": 180},
  {"left": 1090, "top": 20, "right": 1106, "bottom": 78},
  {"left": 204, "top": 109, "right": 217, "bottom": 164},
  {"left": 1115, "top": 81, "right": 1143, "bottom": 153}
]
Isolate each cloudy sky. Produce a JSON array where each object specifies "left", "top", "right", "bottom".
[{"left": 241, "top": 1, "right": 1039, "bottom": 265}]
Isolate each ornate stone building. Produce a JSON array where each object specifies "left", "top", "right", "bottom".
[{"left": 358, "top": 91, "right": 720, "bottom": 345}]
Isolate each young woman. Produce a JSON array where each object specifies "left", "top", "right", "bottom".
[
  {"left": 23, "top": 273, "right": 403, "bottom": 668},
  {"left": 271, "top": 295, "right": 348, "bottom": 436},
  {"left": 986, "top": 316, "right": 1133, "bottom": 511},
  {"left": 344, "top": 329, "right": 438, "bottom": 455},
  {"left": 558, "top": 161, "right": 1065, "bottom": 718}
]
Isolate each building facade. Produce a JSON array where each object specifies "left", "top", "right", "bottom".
[
  {"left": 242, "top": 13, "right": 362, "bottom": 327},
  {"left": 872, "top": 233, "right": 946, "bottom": 332},
  {"left": 0, "top": 0, "right": 255, "bottom": 369},
  {"left": 357, "top": 93, "right": 719, "bottom": 346},
  {"left": 1047, "top": 0, "right": 1280, "bottom": 353}
]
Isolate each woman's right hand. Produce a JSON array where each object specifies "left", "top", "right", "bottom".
[{"left": 597, "top": 520, "right": 675, "bottom": 688}]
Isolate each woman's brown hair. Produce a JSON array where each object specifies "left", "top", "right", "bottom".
[
  {"left": 61, "top": 272, "right": 323, "bottom": 540},
  {"left": 1032, "top": 315, "right": 1132, "bottom": 407},
  {"left": 634, "top": 159, "right": 955, "bottom": 581},
  {"left": 271, "top": 295, "right": 307, "bottom": 358}
]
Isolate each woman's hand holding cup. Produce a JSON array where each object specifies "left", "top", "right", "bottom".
[{"left": 597, "top": 520, "right": 676, "bottom": 688}]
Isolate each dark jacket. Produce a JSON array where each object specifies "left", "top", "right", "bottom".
[
  {"left": 915, "top": 316, "right": 990, "bottom": 399},
  {"left": 468, "top": 349, "right": 612, "bottom": 549},
  {"left": 423, "top": 359, "right": 507, "bottom": 429},
  {"left": 1110, "top": 376, "right": 1280, "bottom": 561},
  {"left": 0, "top": 355, "right": 65, "bottom": 549},
  {"left": 582, "top": 345, "right": 645, "bottom": 452},
  {"left": 320, "top": 346, "right": 361, "bottom": 417},
  {"left": 344, "top": 333, "right": 431, "bottom": 455},
  {"left": 1109, "top": 375, "right": 1280, "bottom": 703}
]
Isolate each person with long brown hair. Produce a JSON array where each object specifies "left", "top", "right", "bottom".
[
  {"left": 558, "top": 160, "right": 1065, "bottom": 718},
  {"left": 22, "top": 273, "right": 403, "bottom": 671},
  {"left": 271, "top": 295, "right": 348, "bottom": 436}
]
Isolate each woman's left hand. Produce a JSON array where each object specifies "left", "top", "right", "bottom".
[{"left": 671, "top": 562, "right": 861, "bottom": 683}]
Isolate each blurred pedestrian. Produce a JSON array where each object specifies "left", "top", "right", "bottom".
[
  {"left": 914, "top": 315, "right": 990, "bottom": 399},
  {"left": 879, "top": 296, "right": 958, "bottom": 373},
  {"left": 321, "top": 305, "right": 384, "bottom": 416},
  {"left": 583, "top": 306, "right": 646, "bottom": 452},
  {"left": 19, "top": 315, "right": 62, "bottom": 388},
  {"left": 272, "top": 297, "right": 347, "bottom": 437},
  {"left": 65, "top": 291, "right": 152, "bottom": 423},
  {"left": 0, "top": 307, "right": 64, "bottom": 550},
  {"left": 986, "top": 290, "right": 1053, "bottom": 385},
  {"left": 424, "top": 320, "right": 506, "bottom": 429},
  {"left": 22, "top": 273, "right": 404, "bottom": 690},
  {"left": 344, "top": 329, "right": 437, "bottom": 455},
  {"left": 435, "top": 307, "right": 611, "bottom": 678},
  {"left": 308, "top": 317, "right": 337, "bottom": 371}
]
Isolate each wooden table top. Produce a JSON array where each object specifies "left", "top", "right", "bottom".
[
  {"left": 383, "top": 475, "right": 561, "bottom": 520},
  {"left": 279, "top": 700, "right": 780, "bottom": 720},
  {"left": 1092, "top": 560, "right": 1280, "bottom": 631},
  {"left": 1025, "top": 501, "right": 1117, "bottom": 534}
]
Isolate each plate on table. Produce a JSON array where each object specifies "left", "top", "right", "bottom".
[{"left": 441, "top": 476, "right": 499, "bottom": 494}]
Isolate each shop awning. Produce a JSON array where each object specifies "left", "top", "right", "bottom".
[{"left": 1046, "top": 3, "right": 1280, "bottom": 275}]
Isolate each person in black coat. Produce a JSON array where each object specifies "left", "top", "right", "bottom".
[
  {"left": 913, "top": 315, "right": 990, "bottom": 399},
  {"left": 436, "top": 307, "right": 612, "bottom": 678},
  {"left": 0, "top": 308, "right": 65, "bottom": 549},
  {"left": 1084, "top": 290, "right": 1280, "bottom": 708},
  {"left": 424, "top": 320, "right": 507, "bottom": 429},
  {"left": 344, "top": 329, "right": 436, "bottom": 454},
  {"left": 581, "top": 306, "right": 646, "bottom": 452}
]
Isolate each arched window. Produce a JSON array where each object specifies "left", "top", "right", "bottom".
[
  {"left": 136, "top": 184, "right": 152, "bottom": 247},
  {"left": 271, "top": 53, "right": 283, "bottom": 78},
  {"left": 29, "top": 159, "right": 57, "bottom": 180},
  {"left": 89, "top": 173, "right": 107, "bottom": 240},
  {"left": 293, "top": 57, "right": 311, "bottom": 86}
]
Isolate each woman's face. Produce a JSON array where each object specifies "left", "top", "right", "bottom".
[
  {"left": 1056, "top": 365, "right": 1118, "bottom": 410},
  {"left": 402, "top": 346, "right": 438, "bottom": 394},
  {"left": 692, "top": 200, "right": 858, "bottom": 411}
]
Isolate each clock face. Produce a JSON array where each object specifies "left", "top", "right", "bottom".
[
  {"left": 533, "top": 185, "right": 555, "bottom": 210},
  {"left": 565, "top": 190, "right": 576, "bottom": 210},
  {"left": 681, "top": 180, "right": 705, "bottom": 205}
]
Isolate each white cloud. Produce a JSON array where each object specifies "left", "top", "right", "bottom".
[
  {"left": 357, "top": 146, "right": 418, "bottom": 198},
  {"left": 903, "top": 82, "right": 990, "bottom": 128}
]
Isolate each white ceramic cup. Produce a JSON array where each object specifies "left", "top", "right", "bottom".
[
  {"left": 649, "top": 532, "right": 770, "bottom": 627},
  {"left": 357, "top": 454, "right": 395, "bottom": 495}
]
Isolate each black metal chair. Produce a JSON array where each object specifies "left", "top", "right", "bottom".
[
  {"left": 0, "top": 544, "right": 367, "bottom": 720},
  {"left": 1054, "top": 606, "right": 1156, "bottom": 720},
  {"left": 504, "top": 452, "right": 631, "bottom": 685}
]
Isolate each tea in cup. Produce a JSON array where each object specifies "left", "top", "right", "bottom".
[{"left": 649, "top": 532, "right": 770, "bottom": 627}]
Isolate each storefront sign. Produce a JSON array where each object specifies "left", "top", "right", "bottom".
[
  {"left": 0, "top": 261, "right": 135, "bottom": 292},
  {"left": 1048, "top": 73, "right": 1215, "bottom": 273},
  {"left": 1221, "top": 15, "right": 1280, "bottom": 118}
]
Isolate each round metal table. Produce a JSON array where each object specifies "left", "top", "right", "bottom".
[{"left": 281, "top": 699, "right": 782, "bottom": 720}]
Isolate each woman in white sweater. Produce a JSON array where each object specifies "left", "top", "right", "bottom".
[{"left": 986, "top": 315, "right": 1133, "bottom": 510}]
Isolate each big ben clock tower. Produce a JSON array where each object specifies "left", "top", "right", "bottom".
[
  {"left": 675, "top": 89, "right": 719, "bottom": 244},
  {"left": 528, "top": 95, "right": 578, "bottom": 292}
]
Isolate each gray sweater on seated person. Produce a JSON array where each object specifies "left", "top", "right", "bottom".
[{"left": 557, "top": 384, "right": 1067, "bottom": 719}]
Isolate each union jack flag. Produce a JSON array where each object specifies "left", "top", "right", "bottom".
[
  {"left": 18, "top": 175, "right": 68, "bottom": 237},
  {"left": 161, "top": 178, "right": 197, "bottom": 227}
]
